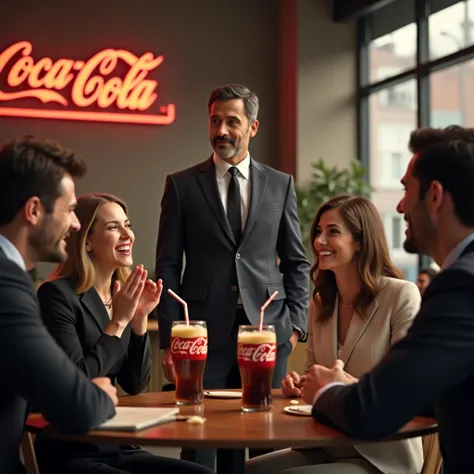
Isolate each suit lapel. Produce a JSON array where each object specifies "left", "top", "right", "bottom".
[
  {"left": 241, "top": 158, "right": 267, "bottom": 243},
  {"left": 79, "top": 288, "right": 110, "bottom": 332},
  {"left": 197, "top": 157, "right": 235, "bottom": 245},
  {"left": 339, "top": 297, "right": 380, "bottom": 365}
]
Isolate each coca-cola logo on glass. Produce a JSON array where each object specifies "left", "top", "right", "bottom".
[
  {"left": 238, "top": 343, "right": 277, "bottom": 368},
  {"left": 171, "top": 337, "right": 208, "bottom": 360}
]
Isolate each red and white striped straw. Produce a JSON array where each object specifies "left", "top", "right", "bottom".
[
  {"left": 258, "top": 290, "right": 278, "bottom": 332},
  {"left": 167, "top": 289, "right": 189, "bottom": 325}
]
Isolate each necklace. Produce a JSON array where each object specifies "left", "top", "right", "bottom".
[
  {"left": 103, "top": 298, "right": 112, "bottom": 309},
  {"left": 339, "top": 303, "right": 353, "bottom": 329}
]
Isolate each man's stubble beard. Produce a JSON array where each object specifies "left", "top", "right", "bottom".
[{"left": 29, "top": 220, "right": 67, "bottom": 264}]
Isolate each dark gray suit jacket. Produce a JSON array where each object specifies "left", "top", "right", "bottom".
[
  {"left": 0, "top": 251, "right": 115, "bottom": 474},
  {"left": 312, "top": 241, "right": 474, "bottom": 474},
  {"left": 155, "top": 157, "right": 310, "bottom": 350}
]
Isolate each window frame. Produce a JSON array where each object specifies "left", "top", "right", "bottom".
[{"left": 357, "top": 0, "right": 474, "bottom": 270}]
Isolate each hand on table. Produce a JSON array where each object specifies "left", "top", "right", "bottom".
[
  {"left": 301, "top": 359, "right": 358, "bottom": 405},
  {"left": 281, "top": 371, "right": 307, "bottom": 397},
  {"left": 92, "top": 377, "right": 118, "bottom": 406}
]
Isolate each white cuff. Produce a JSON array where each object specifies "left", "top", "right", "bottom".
[{"left": 312, "top": 382, "right": 345, "bottom": 405}]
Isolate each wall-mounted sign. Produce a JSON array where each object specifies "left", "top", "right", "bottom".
[{"left": 0, "top": 41, "right": 175, "bottom": 125}]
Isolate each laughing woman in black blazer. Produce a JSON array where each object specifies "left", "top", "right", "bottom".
[{"left": 36, "top": 193, "right": 213, "bottom": 474}]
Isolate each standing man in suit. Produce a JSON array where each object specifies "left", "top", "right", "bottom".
[
  {"left": 299, "top": 126, "right": 474, "bottom": 474},
  {"left": 0, "top": 136, "right": 118, "bottom": 474},
  {"left": 155, "top": 84, "right": 310, "bottom": 470}
]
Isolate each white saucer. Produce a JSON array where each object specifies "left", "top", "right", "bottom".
[
  {"left": 204, "top": 391, "right": 242, "bottom": 399},
  {"left": 283, "top": 405, "right": 313, "bottom": 416}
]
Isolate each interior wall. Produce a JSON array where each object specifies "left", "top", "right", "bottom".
[
  {"left": 289, "top": 0, "right": 356, "bottom": 374},
  {"left": 0, "top": 0, "right": 279, "bottom": 278},
  {"left": 297, "top": 0, "right": 357, "bottom": 183}
]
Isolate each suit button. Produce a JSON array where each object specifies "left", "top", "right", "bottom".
[
  {"left": 231, "top": 285, "right": 238, "bottom": 292},
  {"left": 236, "top": 253, "right": 241, "bottom": 260}
]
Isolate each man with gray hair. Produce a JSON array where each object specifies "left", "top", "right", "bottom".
[{"left": 155, "top": 84, "right": 310, "bottom": 471}]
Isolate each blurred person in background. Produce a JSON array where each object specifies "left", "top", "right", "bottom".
[{"left": 416, "top": 267, "right": 438, "bottom": 296}]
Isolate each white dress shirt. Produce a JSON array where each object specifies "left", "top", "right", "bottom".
[
  {"left": 213, "top": 153, "right": 251, "bottom": 231},
  {"left": 0, "top": 234, "right": 26, "bottom": 271},
  {"left": 441, "top": 232, "right": 474, "bottom": 270}
]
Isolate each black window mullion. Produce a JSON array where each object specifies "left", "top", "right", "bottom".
[
  {"left": 357, "top": 16, "right": 371, "bottom": 176},
  {"left": 417, "top": 0, "right": 433, "bottom": 270}
]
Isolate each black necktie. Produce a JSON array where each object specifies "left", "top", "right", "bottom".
[{"left": 227, "top": 166, "right": 242, "bottom": 244}]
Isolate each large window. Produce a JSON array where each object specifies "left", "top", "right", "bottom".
[{"left": 358, "top": 0, "right": 474, "bottom": 280}]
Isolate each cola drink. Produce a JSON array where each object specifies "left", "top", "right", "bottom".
[
  {"left": 237, "top": 325, "right": 276, "bottom": 412},
  {"left": 171, "top": 321, "right": 208, "bottom": 405}
]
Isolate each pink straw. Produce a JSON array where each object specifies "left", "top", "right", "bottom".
[
  {"left": 258, "top": 290, "right": 279, "bottom": 332},
  {"left": 167, "top": 289, "right": 189, "bottom": 325}
]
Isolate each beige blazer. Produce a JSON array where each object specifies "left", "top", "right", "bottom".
[{"left": 305, "top": 277, "right": 423, "bottom": 474}]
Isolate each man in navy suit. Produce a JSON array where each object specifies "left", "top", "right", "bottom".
[
  {"left": 301, "top": 126, "right": 474, "bottom": 474},
  {"left": 0, "top": 136, "right": 117, "bottom": 474}
]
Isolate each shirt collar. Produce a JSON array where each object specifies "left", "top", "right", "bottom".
[
  {"left": 0, "top": 234, "right": 27, "bottom": 271},
  {"left": 213, "top": 153, "right": 250, "bottom": 180},
  {"left": 441, "top": 232, "right": 474, "bottom": 270}
]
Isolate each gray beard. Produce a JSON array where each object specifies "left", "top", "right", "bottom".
[{"left": 215, "top": 145, "right": 240, "bottom": 160}]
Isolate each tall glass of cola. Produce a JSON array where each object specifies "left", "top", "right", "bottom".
[
  {"left": 237, "top": 325, "right": 276, "bottom": 412},
  {"left": 171, "top": 321, "right": 208, "bottom": 405}
]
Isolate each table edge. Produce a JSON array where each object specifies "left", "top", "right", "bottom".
[{"left": 25, "top": 422, "right": 438, "bottom": 449}]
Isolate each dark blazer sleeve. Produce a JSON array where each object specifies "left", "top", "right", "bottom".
[
  {"left": 0, "top": 263, "right": 115, "bottom": 433},
  {"left": 116, "top": 332, "right": 152, "bottom": 395},
  {"left": 311, "top": 267, "right": 474, "bottom": 439},
  {"left": 38, "top": 281, "right": 125, "bottom": 378},
  {"left": 155, "top": 174, "right": 184, "bottom": 349},
  {"left": 276, "top": 175, "right": 310, "bottom": 334}
]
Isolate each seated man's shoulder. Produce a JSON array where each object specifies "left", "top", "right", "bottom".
[
  {"left": 0, "top": 257, "right": 31, "bottom": 288},
  {"left": 426, "top": 256, "right": 474, "bottom": 297}
]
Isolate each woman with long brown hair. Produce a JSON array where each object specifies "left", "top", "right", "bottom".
[
  {"left": 35, "top": 193, "right": 213, "bottom": 474},
  {"left": 247, "top": 195, "right": 423, "bottom": 474}
]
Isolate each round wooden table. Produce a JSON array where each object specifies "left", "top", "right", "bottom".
[{"left": 26, "top": 390, "right": 437, "bottom": 474}]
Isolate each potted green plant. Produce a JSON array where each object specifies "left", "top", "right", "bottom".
[{"left": 295, "top": 159, "right": 372, "bottom": 254}]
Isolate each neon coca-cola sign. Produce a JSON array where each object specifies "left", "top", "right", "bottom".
[{"left": 0, "top": 41, "right": 176, "bottom": 125}]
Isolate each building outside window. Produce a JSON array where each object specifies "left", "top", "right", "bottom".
[{"left": 358, "top": 0, "right": 474, "bottom": 281}]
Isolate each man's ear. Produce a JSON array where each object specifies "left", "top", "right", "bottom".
[
  {"left": 23, "top": 197, "right": 43, "bottom": 225},
  {"left": 426, "top": 180, "right": 443, "bottom": 214},
  {"left": 249, "top": 120, "right": 259, "bottom": 138}
]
